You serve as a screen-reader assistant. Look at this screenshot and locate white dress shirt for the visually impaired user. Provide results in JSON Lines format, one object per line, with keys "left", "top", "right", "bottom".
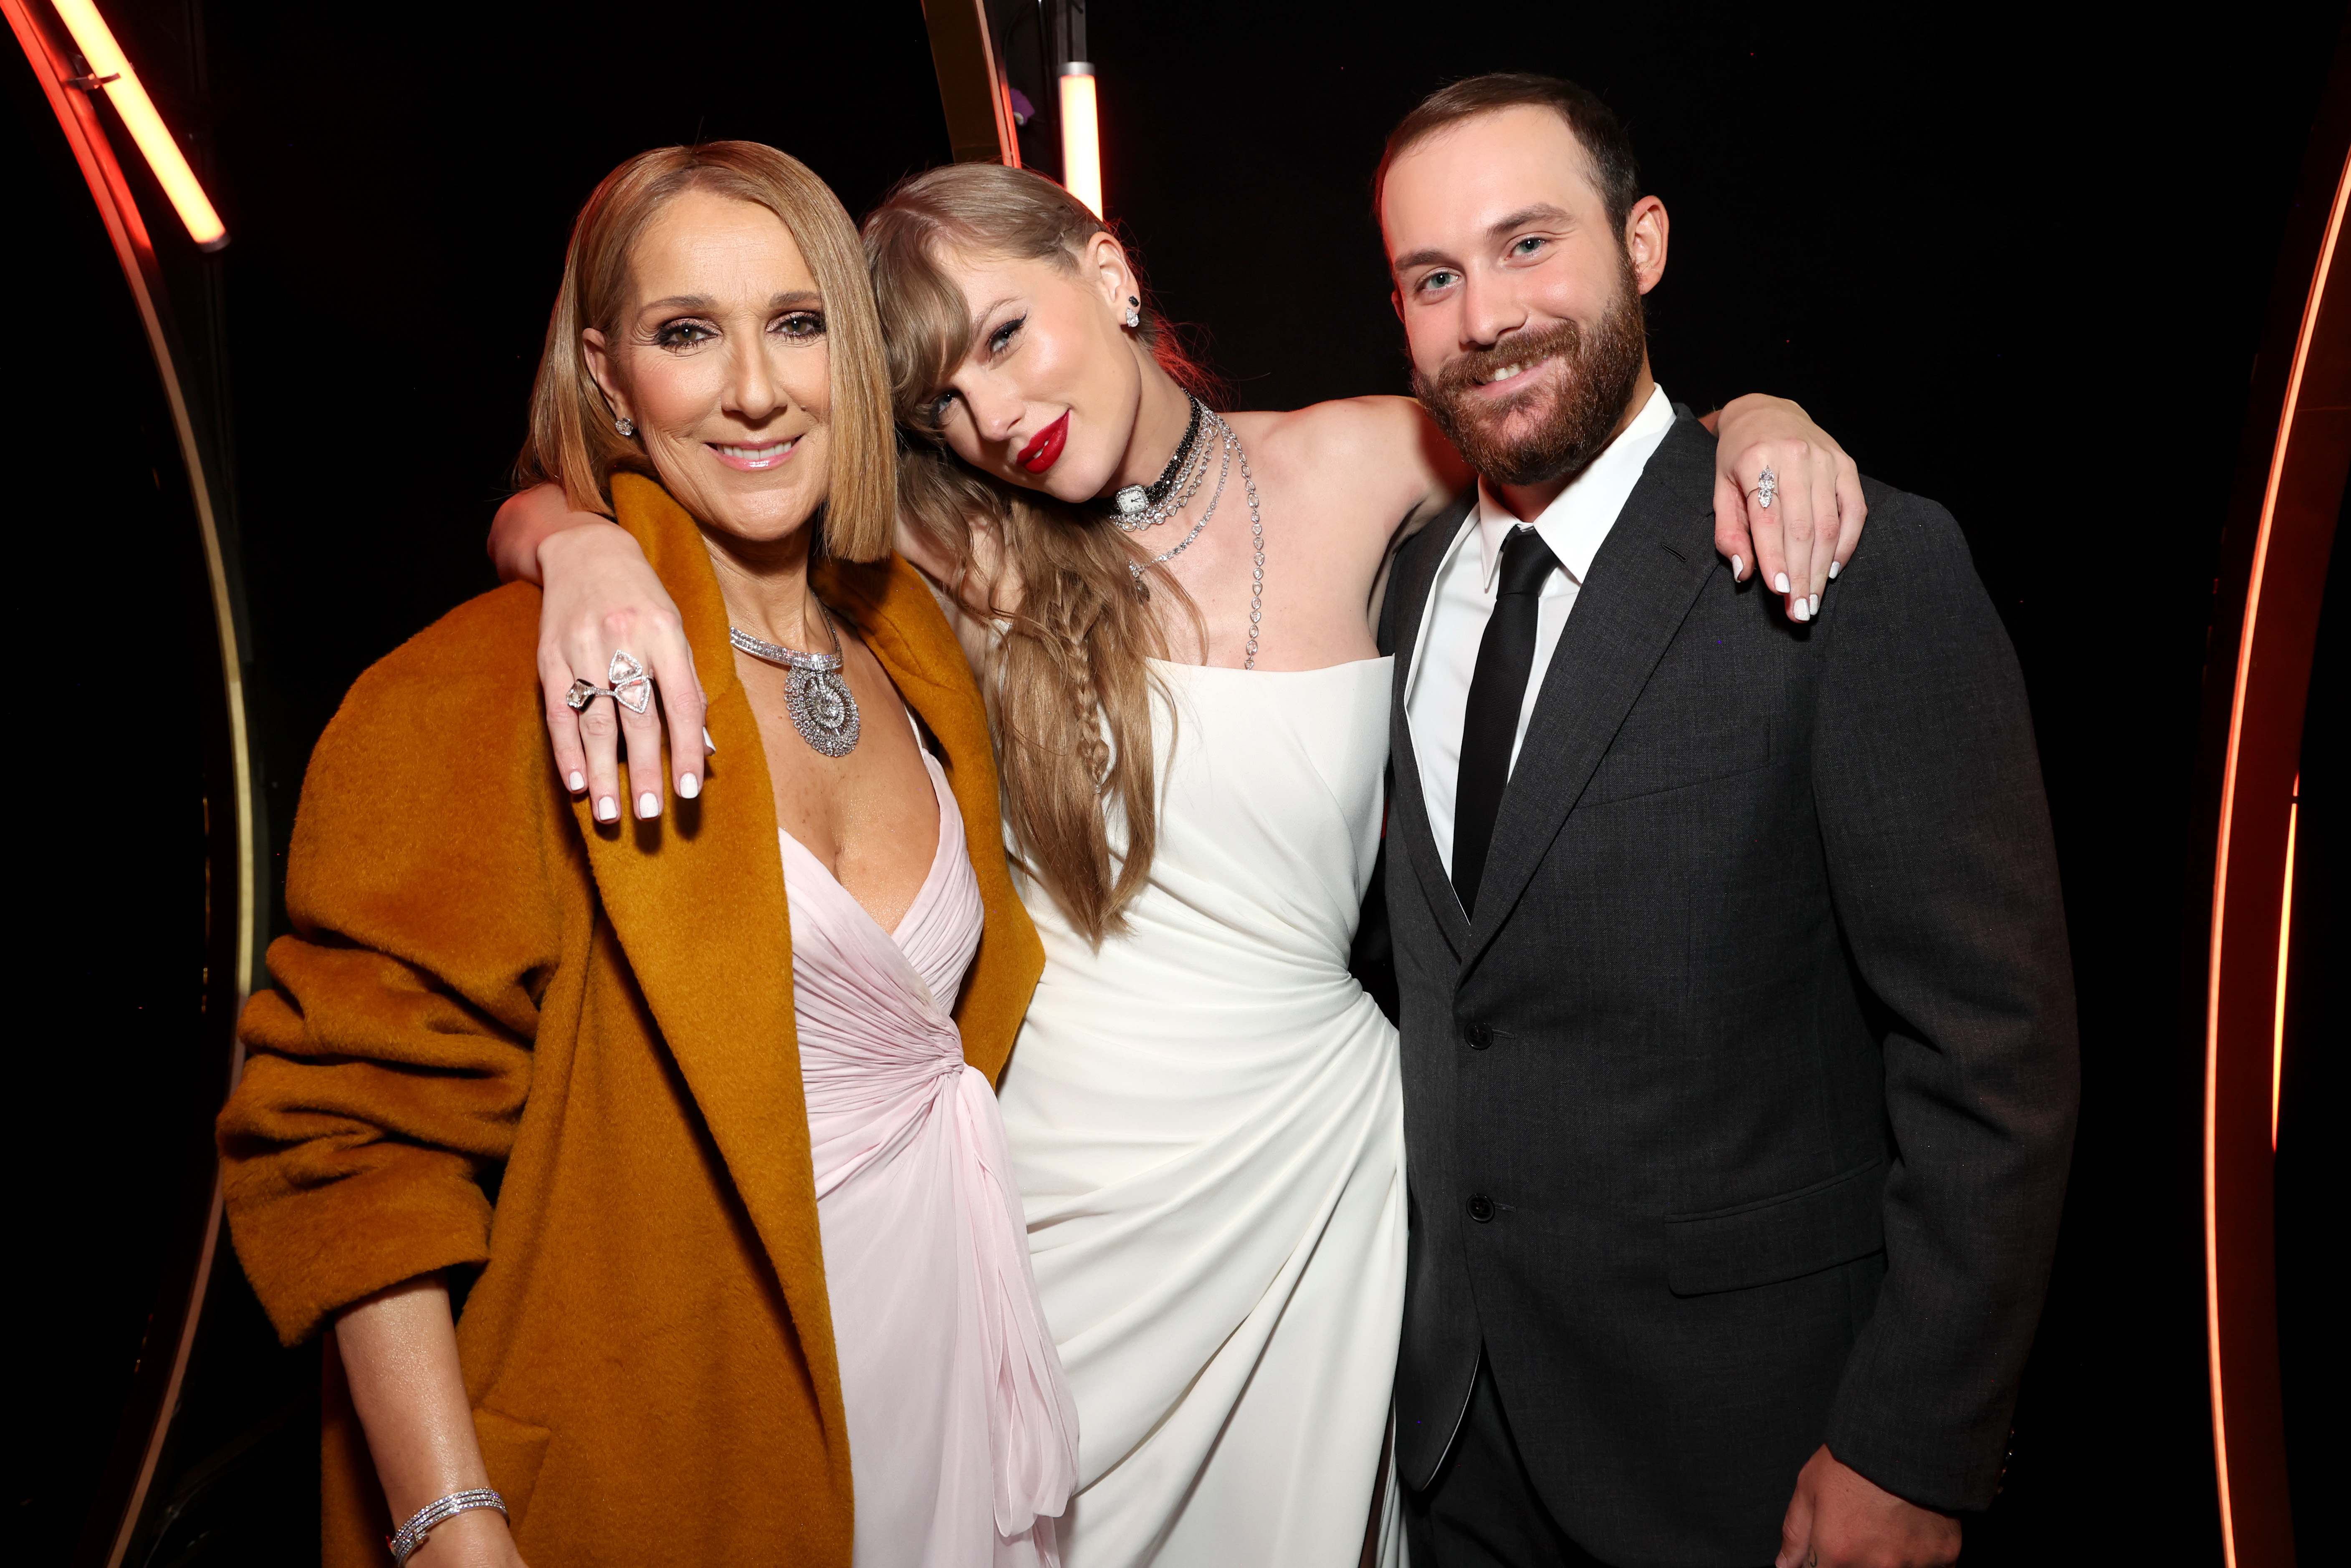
{"left": 1405, "top": 383, "right": 1677, "bottom": 877}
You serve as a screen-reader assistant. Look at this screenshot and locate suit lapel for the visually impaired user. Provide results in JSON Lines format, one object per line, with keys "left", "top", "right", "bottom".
{"left": 1460, "top": 418, "right": 1721, "bottom": 975}
{"left": 1388, "top": 492, "right": 1477, "bottom": 958}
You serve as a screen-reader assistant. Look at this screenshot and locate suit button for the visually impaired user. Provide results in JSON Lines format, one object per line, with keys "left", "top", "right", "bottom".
{"left": 1467, "top": 1193, "right": 1495, "bottom": 1223}
{"left": 1465, "top": 1023, "right": 1491, "bottom": 1050}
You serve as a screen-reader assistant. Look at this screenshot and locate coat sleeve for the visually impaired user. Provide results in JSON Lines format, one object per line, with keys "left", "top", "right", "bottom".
{"left": 218, "top": 589, "right": 577, "bottom": 1345}
{"left": 1809, "top": 492, "right": 2081, "bottom": 1511}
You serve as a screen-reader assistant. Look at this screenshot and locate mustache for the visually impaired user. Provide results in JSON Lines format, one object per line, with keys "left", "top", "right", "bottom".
{"left": 1430, "top": 320, "right": 1587, "bottom": 400}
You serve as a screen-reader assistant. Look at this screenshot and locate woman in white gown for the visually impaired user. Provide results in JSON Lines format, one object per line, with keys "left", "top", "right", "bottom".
{"left": 498, "top": 160, "right": 1859, "bottom": 1565}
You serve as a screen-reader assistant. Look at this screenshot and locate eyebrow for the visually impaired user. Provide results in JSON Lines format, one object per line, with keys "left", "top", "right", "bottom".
{"left": 642, "top": 290, "right": 823, "bottom": 312}
{"left": 1391, "top": 203, "right": 1578, "bottom": 276}
{"left": 967, "top": 295, "right": 1020, "bottom": 336}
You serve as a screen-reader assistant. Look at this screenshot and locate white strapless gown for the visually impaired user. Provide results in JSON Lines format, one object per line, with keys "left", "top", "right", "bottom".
{"left": 997, "top": 656, "right": 1407, "bottom": 1568}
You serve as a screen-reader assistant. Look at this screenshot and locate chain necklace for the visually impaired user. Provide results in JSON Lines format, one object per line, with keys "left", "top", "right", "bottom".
{"left": 1125, "top": 408, "right": 1268, "bottom": 670}
{"left": 1104, "top": 395, "right": 1208, "bottom": 531}
{"left": 729, "top": 604, "right": 861, "bottom": 757}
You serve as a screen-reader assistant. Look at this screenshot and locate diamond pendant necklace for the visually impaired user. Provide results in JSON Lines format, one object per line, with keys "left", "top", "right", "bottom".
{"left": 1125, "top": 408, "right": 1268, "bottom": 669}
{"left": 730, "top": 603, "right": 862, "bottom": 757}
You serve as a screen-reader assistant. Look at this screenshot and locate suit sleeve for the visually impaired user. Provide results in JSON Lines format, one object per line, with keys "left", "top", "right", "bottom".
{"left": 217, "top": 595, "right": 574, "bottom": 1345}
{"left": 1810, "top": 494, "right": 2080, "bottom": 1510}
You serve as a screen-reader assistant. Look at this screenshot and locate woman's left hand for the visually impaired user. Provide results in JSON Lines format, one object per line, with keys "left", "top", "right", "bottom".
{"left": 1706, "top": 395, "right": 1867, "bottom": 622}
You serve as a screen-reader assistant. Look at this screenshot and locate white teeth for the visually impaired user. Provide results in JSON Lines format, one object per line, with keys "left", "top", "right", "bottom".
{"left": 1486, "top": 362, "right": 1524, "bottom": 384}
{"left": 718, "top": 441, "right": 793, "bottom": 460}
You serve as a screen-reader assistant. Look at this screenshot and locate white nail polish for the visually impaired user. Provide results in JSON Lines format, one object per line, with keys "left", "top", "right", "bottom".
{"left": 1792, "top": 597, "right": 1810, "bottom": 622}
{"left": 597, "top": 797, "right": 619, "bottom": 822}
{"left": 568, "top": 771, "right": 584, "bottom": 793}
{"left": 703, "top": 726, "right": 717, "bottom": 755}
{"left": 1810, "top": 594, "right": 1821, "bottom": 616}
{"left": 1828, "top": 560, "right": 1841, "bottom": 580}
{"left": 637, "top": 792, "right": 659, "bottom": 818}
{"left": 1774, "top": 572, "right": 1791, "bottom": 594}
{"left": 1731, "top": 554, "right": 1745, "bottom": 579}
{"left": 680, "top": 774, "right": 700, "bottom": 799}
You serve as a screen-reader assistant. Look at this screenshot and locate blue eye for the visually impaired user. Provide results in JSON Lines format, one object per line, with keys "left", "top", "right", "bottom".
{"left": 988, "top": 316, "right": 1024, "bottom": 354}
{"left": 1512, "top": 237, "right": 1544, "bottom": 257}
{"left": 1421, "top": 270, "right": 1459, "bottom": 293}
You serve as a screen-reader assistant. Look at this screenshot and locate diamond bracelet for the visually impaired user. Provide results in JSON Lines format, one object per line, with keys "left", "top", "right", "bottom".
{"left": 387, "top": 1487, "right": 508, "bottom": 1566}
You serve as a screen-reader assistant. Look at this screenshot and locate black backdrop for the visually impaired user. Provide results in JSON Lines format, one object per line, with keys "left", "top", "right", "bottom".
{"left": 14, "top": 1, "right": 2342, "bottom": 1563}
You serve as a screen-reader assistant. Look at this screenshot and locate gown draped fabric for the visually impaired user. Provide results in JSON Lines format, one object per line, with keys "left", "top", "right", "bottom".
{"left": 998, "top": 657, "right": 1408, "bottom": 1567}
{"left": 784, "top": 727, "right": 1079, "bottom": 1568}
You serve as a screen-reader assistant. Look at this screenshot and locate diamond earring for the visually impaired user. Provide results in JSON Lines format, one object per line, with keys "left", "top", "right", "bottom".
{"left": 1123, "top": 295, "right": 1142, "bottom": 329}
{"left": 614, "top": 416, "right": 636, "bottom": 437}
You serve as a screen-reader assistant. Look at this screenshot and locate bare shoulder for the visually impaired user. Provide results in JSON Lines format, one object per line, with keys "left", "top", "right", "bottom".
{"left": 1240, "top": 394, "right": 1436, "bottom": 461}
{"left": 1230, "top": 395, "right": 1468, "bottom": 528}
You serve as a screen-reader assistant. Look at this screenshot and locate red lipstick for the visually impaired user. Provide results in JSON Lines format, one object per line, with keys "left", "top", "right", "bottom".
{"left": 1016, "top": 412, "right": 1069, "bottom": 474}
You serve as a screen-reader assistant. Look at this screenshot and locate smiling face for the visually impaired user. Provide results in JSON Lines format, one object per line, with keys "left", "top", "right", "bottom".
{"left": 1382, "top": 104, "right": 1666, "bottom": 492}
{"left": 582, "top": 189, "right": 832, "bottom": 545}
{"left": 919, "top": 233, "right": 1151, "bottom": 504}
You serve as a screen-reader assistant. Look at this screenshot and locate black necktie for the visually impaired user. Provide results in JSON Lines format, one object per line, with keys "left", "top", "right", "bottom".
{"left": 1453, "top": 526, "right": 1559, "bottom": 918}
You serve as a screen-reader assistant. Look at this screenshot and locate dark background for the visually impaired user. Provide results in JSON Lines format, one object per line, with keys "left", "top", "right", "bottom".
{"left": 13, "top": 1, "right": 2341, "bottom": 1563}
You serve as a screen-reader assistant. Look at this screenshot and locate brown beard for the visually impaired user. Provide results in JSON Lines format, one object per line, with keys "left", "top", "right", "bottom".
{"left": 1413, "top": 251, "right": 1648, "bottom": 489}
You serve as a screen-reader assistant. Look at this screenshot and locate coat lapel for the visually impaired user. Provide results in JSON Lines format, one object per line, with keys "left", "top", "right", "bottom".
{"left": 814, "top": 554, "right": 1043, "bottom": 1082}
{"left": 572, "top": 477, "right": 845, "bottom": 1432}
{"left": 1388, "top": 492, "right": 1477, "bottom": 959}
{"left": 1460, "top": 417, "right": 1721, "bottom": 976}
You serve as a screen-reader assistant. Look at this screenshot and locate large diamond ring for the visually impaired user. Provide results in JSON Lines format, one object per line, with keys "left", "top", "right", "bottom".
{"left": 1752, "top": 465, "right": 1777, "bottom": 509}
{"left": 561, "top": 652, "right": 655, "bottom": 715}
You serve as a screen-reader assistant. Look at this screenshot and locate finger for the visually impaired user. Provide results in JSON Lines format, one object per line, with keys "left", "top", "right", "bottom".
{"left": 1745, "top": 455, "right": 1792, "bottom": 608}
{"left": 1777, "top": 450, "right": 1818, "bottom": 622}
{"left": 1805, "top": 445, "right": 1841, "bottom": 610}
{"left": 1829, "top": 450, "right": 1868, "bottom": 579}
{"left": 619, "top": 675, "right": 667, "bottom": 819}
{"left": 649, "top": 624, "right": 709, "bottom": 800}
{"left": 1712, "top": 468, "right": 1754, "bottom": 581}
{"left": 579, "top": 697, "right": 624, "bottom": 824}
{"left": 538, "top": 648, "right": 590, "bottom": 796}
{"left": 1775, "top": 1484, "right": 1815, "bottom": 1568}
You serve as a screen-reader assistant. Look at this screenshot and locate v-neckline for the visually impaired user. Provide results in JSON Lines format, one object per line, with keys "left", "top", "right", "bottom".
{"left": 776, "top": 723, "right": 952, "bottom": 946}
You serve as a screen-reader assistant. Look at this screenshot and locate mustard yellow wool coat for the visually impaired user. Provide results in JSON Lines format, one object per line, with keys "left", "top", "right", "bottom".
{"left": 217, "top": 473, "right": 1044, "bottom": 1567}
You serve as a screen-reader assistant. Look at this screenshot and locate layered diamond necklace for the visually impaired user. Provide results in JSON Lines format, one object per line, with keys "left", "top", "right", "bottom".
{"left": 1105, "top": 395, "right": 1267, "bottom": 670}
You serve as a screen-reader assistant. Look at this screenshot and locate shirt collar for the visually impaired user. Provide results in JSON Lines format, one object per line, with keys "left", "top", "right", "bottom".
{"left": 1471, "top": 383, "right": 1676, "bottom": 592}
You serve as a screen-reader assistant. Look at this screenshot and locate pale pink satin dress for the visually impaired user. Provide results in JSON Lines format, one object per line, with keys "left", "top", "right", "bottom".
{"left": 782, "top": 725, "right": 1078, "bottom": 1568}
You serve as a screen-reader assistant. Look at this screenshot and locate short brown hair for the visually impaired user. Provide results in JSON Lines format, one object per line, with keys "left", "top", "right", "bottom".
{"left": 1377, "top": 73, "right": 1643, "bottom": 240}
{"left": 517, "top": 142, "right": 897, "bottom": 561}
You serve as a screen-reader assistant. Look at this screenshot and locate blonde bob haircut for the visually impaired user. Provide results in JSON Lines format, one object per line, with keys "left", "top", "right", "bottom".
{"left": 518, "top": 141, "right": 897, "bottom": 562}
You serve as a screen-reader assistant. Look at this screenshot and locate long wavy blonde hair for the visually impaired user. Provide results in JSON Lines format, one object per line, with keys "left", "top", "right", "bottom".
{"left": 864, "top": 164, "right": 1216, "bottom": 940}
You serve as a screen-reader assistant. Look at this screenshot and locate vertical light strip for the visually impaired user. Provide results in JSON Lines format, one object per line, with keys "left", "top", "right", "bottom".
{"left": 2271, "top": 782, "right": 2297, "bottom": 1152}
{"left": 1060, "top": 64, "right": 1102, "bottom": 217}
{"left": 2205, "top": 141, "right": 2351, "bottom": 1568}
{"left": 50, "top": 0, "right": 226, "bottom": 249}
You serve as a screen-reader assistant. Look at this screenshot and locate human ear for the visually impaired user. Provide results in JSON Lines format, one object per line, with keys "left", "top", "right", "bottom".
{"left": 1625, "top": 196, "right": 1669, "bottom": 295}
{"left": 1081, "top": 230, "right": 1133, "bottom": 309}
{"left": 580, "top": 327, "right": 637, "bottom": 430}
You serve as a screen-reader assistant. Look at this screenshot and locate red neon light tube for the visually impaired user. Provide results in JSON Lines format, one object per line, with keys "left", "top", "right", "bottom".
{"left": 51, "top": 0, "right": 226, "bottom": 250}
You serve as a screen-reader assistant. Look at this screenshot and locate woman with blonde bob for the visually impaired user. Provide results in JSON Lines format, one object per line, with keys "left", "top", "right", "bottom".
{"left": 219, "top": 141, "right": 1075, "bottom": 1568}
{"left": 498, "top": 151, "right": 1864, "bottom": 1566}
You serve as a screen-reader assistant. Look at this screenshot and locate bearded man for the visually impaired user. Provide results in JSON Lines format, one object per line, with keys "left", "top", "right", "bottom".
{"left": 1373, "top": 75, "right": 2080, "bottom": 1568}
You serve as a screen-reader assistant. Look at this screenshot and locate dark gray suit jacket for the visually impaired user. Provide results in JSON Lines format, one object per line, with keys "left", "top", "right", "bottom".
{"left": 1381, "top": 414, "right": 2078, "bottom": 1566}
